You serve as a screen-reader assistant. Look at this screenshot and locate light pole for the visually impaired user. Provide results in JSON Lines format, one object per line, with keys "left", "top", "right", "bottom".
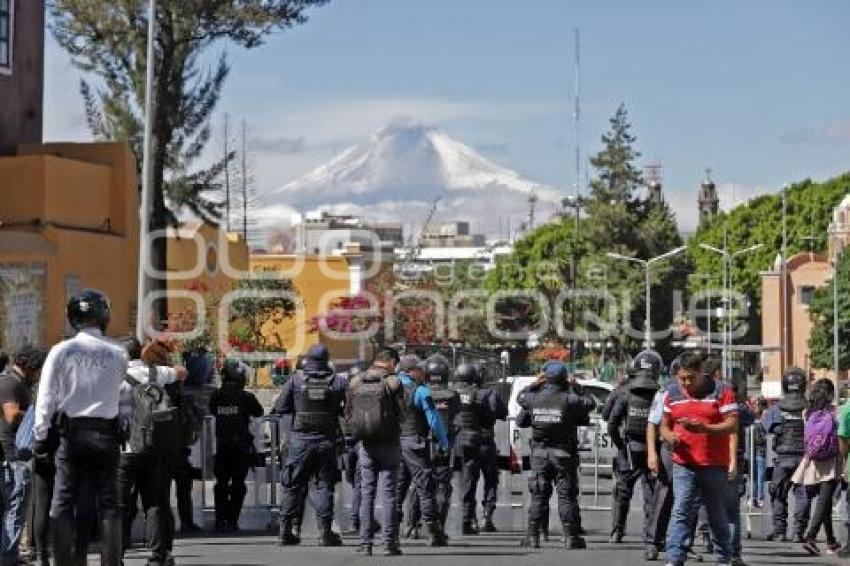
{"left": 607, "top": 246, "right": 687, "bottom": 349}
{"left": 136, "top": 0, "right": 157, "bottom": 340}
{"left": 563, "top": 195, "right": 586, "bottom": 367}
{"left": 689, "top": 273, "right": 714, "bottom": 349}
{"left": 834, "top": 245, "right": 844, "bottom": 376}
{"left": 699, "top": 242, "right": 763, "bottom": 379}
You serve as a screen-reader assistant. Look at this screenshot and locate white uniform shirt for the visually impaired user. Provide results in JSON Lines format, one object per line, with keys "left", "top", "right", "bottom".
{"left": 34, "top": 328, "right": 129, "bottom": 441}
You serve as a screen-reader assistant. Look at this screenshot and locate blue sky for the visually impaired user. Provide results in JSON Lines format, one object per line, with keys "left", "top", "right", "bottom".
{"left": 44, "top": 0, "right": 850, "bottom": 231}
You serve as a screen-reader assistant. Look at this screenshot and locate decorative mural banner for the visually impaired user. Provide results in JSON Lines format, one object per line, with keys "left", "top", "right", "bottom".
{"left": 0, "top": 263, "right": 47, "bottom": 350}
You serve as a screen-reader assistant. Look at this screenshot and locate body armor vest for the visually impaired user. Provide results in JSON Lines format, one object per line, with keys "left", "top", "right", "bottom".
{"left": 776, "top": 396, "right": 806, "bottom": 455}
{"left": 527, "top": 388, "right": 577, "bottom": 449}
{"left": 400, "top": 381, "right": 429, "bottom": 438}
{"left": 455, "top": 384, "right": 483, "bottom": 433}
{"left": 430, "top": 384, "right": 458, "bottom": 440}
{"left": 624, "top": 388, "right": 654, "bottom": 440}
{"left": 294, "top": 375, "right": 336, "bottom": 435}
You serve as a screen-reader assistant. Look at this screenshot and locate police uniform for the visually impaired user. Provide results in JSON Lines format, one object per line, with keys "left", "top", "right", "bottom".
{"left": 209, "top": 362, "right": 264, "bottom": 532}
{"left": 764, "top": 369, "right": 813, "bottom": 541}
{"left": 395, "top": 355, "right": 450, "bottom": 546}
{"left": 34, "top": 291, "right": 126, "bottom": 566}
{"left": 423, "top": 364, "right": 460, "bottom": 532}
{"left": 345, "top": 362, "right": 406, "bottom": 556}
{"left": 276, "top": 345, "right": 346, "bottom": 546}
{"left": 607, "top": 370, "right": 658, "bottom": 544}
{"left": 453, "top": 363, "right": 508, "bottom": 534}
{"left": 517, "top": 361, "right": 592, "bottom": 549}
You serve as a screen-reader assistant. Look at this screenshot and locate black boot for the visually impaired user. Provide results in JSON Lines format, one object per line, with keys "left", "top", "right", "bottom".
{"left": 51, "top": 516, "right": 83, "bottom": 566}
{"left": 427, "top": 522, "right": 448, "bottom": 547}
{"left": 481, "top": 510, "right": 497, "bottom": 533}
{"left": 462, "top": 522, "right": 478, "bottom": 536}
{"left": 566, "top": 535, "right": 587, "bottom": 549}
{"left": 278, "top": 520, "right": 300, "bottom": 546}
{"left": 520, "top": 523, "right": 540, "bottom": 549}
{"left": 100, "top": 514, "right": 123, "bottom": 566}
{"left": 318, "top": 521, "right": 342, "bottom": 547}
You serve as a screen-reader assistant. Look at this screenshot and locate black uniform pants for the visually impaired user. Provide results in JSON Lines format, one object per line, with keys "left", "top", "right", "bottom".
{"left": 770, "top": 454, "right": 813, "bottom": 537}
{"left": 51, "top": 418, "right": 122, "bottom": 566}
{"left": 611, "top": 446, "right": 655, "bottom": 542}
{"left": 526, "top": 446, "right": 580, "bottom": 536}
{"left": 171, "top": 448, "right": 195, "bottom": 529}
{"left": 647, "top": 443, "right": 674, "bottom": 549}
{"left": 409, "top": 462, "right": 452, "bottom": 529}
{"left": 117, "top": 452, "right": 172, "bottom": 564}
{"left": 31, "top": 458, "right": 54, "bottom": 563}
{"left": 396, "top": 437, "right": 438, "bottom": 527}
{"left": 213, "top": 446, "right": 252, "bottom": 526}
{"left": 280, "top": 435, "right": 337, "bottom": 526}
{"left": 459, "top": 440, "right": 497, "bottom": 523}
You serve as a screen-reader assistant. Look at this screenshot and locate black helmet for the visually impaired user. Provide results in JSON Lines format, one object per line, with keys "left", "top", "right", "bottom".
{"left": 631, "top": 349, "right": 663, "bottom": 379}
{"left": 222, "top": 359, "right": 248, "bottom": 387}
{"left": 455, "top": 363, "right": 480, "bottom": 385}
{"left": 425, "top": 354, "right": 451, "bottom": 384}
{"left": 781, "top": 367, "right": 807, "bottom": 396}
{"left": 67, "top": 289, "right": 111, "bottom": 332}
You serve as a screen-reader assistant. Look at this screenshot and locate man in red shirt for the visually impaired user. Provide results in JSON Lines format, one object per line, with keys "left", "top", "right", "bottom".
{"left": 660, "top": 351, "right": 739, "bottom": 566}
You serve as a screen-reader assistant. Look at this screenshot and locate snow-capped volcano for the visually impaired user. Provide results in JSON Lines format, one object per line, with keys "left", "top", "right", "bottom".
{"left": 260, "top": 119, "right": 562, "bottom": 236}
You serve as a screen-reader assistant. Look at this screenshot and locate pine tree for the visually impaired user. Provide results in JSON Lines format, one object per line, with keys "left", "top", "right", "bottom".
{"left": 50, "top": 0, "right": 328, "bottom": 323}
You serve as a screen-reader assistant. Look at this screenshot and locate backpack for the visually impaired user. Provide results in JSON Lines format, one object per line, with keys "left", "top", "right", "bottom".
{"left": 125, "top": 366, "right": 180, "bottom": 455}
{"left": 167, "top": 385, "right": 202, "bottom": 448}
{"left": 348, "top": 376, "right": 397, "bottom": 442}
{"left": 804, "top": 409, "right": 838, "bottom": 461}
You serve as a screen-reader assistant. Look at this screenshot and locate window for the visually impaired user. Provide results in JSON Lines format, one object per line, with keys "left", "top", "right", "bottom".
{"left": 0, "top": 0, "right": 11, "bottom": 73}
{"left": 799, "top": 285, "right": 816, "bottom": 306}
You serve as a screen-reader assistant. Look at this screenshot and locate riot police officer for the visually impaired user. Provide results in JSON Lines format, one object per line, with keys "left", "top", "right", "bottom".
{"left": 422, "top": 355, "right": 460, "bottom": 533}
{"left": 453, "top": 362, "right": 508, "bottom": 534}
{"left": 763, "top": 367, "right": 813, "bottom": 542}
{"left": 517, "top": 360, "right": 592, "bottom": 549}
{"left": 209, "top": 359, "right": 264, "bottom": 532}
{"left": 395, "top": 355, "right": 450, "bottom": 546}
{"left": 276, "top": 344, "right": 346, "bottom": 546}
{"left": 606, "top": 350, "right": 661, "bottom": 544}
{"left": 34, "top": 290, "right": 126, "bottom": 566}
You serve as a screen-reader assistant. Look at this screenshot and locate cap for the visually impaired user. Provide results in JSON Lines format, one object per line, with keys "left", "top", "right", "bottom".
{"left": 305, "top": 344, "right": 329, "bottom": 363}
{"left": 398, "top": 354, "right": 426, "bottom": 372}
{"left": 542, "top": 360, "right": 568, "bottom": 382}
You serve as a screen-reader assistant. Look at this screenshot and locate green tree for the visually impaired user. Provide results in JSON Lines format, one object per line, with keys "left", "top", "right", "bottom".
{"left": 50, "top": 0, "right": 328, "bottom": 320}
{"left": 807, "top": 250, "right": 850, "bottom": 371}
{"left": 688, "top": 174, "right": 850, "bottom": 344}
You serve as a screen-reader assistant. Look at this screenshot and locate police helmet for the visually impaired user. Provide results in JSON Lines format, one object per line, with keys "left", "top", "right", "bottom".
{"left": 454, "top": 363, "right": 481, "bottom": 385}
{"left": 67, "top": 289, "right": 111, "bottom": 332}
{"left": 424, "top": 354, "right": 451, "bottom": 383}
{"left": 630, "top": 349, "right": 663, "bottom": 379}
{"left": 781, "top": 367, "right": 807, "bottom": 396}
{"left": 542, "top": 360, "right": 568, "bottom": 385}
{"left": 222, "top": 359, "right": 248, "bottom": 387}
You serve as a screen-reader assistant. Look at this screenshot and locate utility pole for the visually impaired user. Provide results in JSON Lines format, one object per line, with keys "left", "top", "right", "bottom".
{"left": 223, "top": 114, "right": 231, "bottom": 233}
{"left": 782, "top": 185, "right": 789, "bottom": 372}
{"left": 136, "top": 0, "right": 157, "bottom": 340}
{"left": 241, "top": 119, "right": 248, "bottom": 242}
{"left": 835, "top": 245, "right": 843, "bottom": 376}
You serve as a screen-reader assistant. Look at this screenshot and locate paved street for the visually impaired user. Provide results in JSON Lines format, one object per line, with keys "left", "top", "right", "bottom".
{"left": 121, "top": 524, "right": 834, "bottom": 566}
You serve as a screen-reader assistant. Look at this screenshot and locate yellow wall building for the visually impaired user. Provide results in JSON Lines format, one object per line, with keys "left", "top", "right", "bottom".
{"left": 249, "top": 249, "right": 387, "bottom": 386}
{"left": 0, "top": 142, "right": 140, "bottom": 348}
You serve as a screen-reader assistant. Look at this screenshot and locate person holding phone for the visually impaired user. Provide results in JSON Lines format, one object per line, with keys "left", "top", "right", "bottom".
{"left": 660, "top": 352, "right": 740, "bottom": 566}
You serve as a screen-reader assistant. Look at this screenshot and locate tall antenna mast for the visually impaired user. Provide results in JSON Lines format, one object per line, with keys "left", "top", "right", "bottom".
{"left": 574, "top": 27, "right": 581, "bottom": 227}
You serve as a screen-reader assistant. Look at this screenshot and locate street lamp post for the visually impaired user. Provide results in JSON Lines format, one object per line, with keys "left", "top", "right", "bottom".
{"left": 136, "top": 0, "right": 157, "bottom": 340}
{"left": 607, "top": 246, "right": 687, "bottom": 349}
{"left": 834, "top": 245, "right": 844, "bottom": 376}
{"left": 563, "top": 195, "right": 586, "bottom": 367}
{"left": 699, "top": 242, "right": 763, "bottom": 379}
{"left": 689, "top": 273, "right": 713, "bottom": 349}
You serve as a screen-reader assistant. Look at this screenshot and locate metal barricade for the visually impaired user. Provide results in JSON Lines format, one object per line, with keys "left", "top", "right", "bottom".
{"left": 198, "top": 414, "right": 284, "bottom": 530}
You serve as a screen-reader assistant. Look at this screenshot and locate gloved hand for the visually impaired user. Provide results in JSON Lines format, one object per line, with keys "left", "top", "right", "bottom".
{"left": 437, "top": 445, "right": 450, "bottom": 466}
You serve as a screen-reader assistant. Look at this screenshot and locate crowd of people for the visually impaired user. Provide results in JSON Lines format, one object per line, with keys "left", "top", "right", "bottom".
{"left": 0, "top": 289, "right": 848, "bottom": 566}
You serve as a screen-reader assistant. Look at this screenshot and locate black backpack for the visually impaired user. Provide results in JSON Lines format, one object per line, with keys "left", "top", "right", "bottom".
{"left": 167, "top": 384, "right": 202, "bottom": 448}
{"left": 348, "top": 375, "right": 398, "bottom": 442}
{"left": 124, "top": 366, "right": 180, "bottom": 455}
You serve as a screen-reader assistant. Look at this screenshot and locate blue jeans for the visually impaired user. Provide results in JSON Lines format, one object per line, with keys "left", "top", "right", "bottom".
{"left": 2, "top": 460, "right": 32, "bottom": 565}
{"left": 666, "top": 463, "right": 732, "bottom": 565}
{"left": 754, "top": 455, "right": 766, "bottom": 502}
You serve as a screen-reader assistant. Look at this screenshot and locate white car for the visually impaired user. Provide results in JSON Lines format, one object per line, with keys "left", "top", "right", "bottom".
{"left": 493, "top": 375, "right": 615, "bottom": 474}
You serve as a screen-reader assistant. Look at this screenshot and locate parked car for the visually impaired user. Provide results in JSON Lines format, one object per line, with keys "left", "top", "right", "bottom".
{"left": 493, "top": 375, "right": 615, "bottom": 474}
